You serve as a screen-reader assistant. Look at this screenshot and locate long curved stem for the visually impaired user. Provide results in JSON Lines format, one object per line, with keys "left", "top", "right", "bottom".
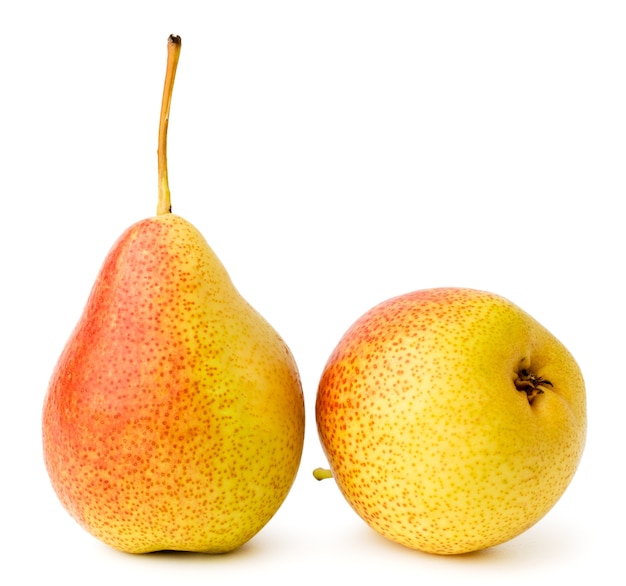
{"left": 157, "top": 35, "right": 182, "bottom": 215}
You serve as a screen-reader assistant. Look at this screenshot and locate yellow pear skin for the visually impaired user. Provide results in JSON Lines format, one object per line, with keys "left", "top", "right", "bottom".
{"left": 42, "top": 36, "right": 305, "bottom": 554}
{"left": 316, "top": 287, "right": 586, "bottom": 555}
{"left": 43, "top": 215, "right": 304, "bottom": 553}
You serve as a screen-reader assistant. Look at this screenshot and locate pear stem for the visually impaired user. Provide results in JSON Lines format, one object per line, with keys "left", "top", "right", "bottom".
{"left": 313, "top": 468, "right": 334, "bottom": 481}
{"left": 157, "top": 35, "right": 182, "bottom": 216}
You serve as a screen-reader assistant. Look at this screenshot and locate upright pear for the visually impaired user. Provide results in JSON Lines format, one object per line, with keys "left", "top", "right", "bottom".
{"left": 42, "top": 35, "right": 305, "bottom": 554}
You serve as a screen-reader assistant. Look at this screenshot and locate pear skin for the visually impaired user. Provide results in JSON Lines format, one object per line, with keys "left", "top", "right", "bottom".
{"left": 315, "top": 287, "right": 585, "bottom": 555}
{"left": 43, "top": 215, "right": 304, "bottom": 553}
{"left": 42, "top": 36, "right": 304, "bottom": 554}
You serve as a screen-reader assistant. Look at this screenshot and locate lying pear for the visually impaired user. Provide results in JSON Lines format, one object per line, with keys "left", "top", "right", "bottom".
{"left": 42, "top": 35, "right": 305, "bottom": 554}
{"left": 315, "top": 287, "right": 586, "bottom": 555}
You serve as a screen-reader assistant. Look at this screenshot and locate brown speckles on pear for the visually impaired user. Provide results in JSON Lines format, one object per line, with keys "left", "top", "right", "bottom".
{"left": 316, "top": 287, "right": 585, "bottom": 555}
{"left": 43, "top": 214, "right": 305, "bottom": 553}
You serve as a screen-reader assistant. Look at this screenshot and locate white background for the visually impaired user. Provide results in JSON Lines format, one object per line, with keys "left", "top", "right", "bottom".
{"left": 2, "top": 1, "right": 624, "bottom": 584}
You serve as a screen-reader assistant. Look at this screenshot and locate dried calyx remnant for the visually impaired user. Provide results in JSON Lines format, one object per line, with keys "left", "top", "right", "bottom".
{"left": 515, "top": 368, "right": 553, "bottom": 404}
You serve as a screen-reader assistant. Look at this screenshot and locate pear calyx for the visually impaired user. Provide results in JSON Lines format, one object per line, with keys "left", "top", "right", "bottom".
{"left": 514, "top": 368, "right": 553, "bottom": 404}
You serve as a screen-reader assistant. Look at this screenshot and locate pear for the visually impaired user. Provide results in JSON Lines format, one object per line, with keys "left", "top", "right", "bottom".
{"left": 315, "top": 287, "right": 586, "bottom": 555}
{"left": 42, "top": 35, "right": 305, "bottom": 554}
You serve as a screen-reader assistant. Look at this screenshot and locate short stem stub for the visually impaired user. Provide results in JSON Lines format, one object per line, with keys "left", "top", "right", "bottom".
{"left": 313, "top": 468, "right": 333, "bottom": 481}
{"left": 157, "top": 34, "right": 182, "bottom": 216}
